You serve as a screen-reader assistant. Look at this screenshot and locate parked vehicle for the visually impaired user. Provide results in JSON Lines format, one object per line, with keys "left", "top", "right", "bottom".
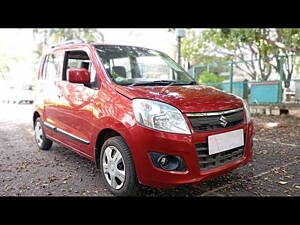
{"left": 14, "top": 84, "right": 35, "bottom": 104}
{"left": 33, "top": 41, "right": 253, "bottom": 196}
{"left": 0, "top": 83, "right": 34, "bottom": 104}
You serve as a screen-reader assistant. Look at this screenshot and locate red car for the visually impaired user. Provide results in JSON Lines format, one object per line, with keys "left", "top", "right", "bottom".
{"left": 33, "top": 41, "right": 253, "bottom": 196}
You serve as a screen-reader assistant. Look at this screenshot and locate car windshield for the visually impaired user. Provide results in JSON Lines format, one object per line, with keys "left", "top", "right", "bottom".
{"left": 95, "top": 45, "right": 197, "bottom": 86}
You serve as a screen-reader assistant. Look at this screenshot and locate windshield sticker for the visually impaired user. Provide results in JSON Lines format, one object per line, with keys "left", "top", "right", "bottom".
{"left": 115, "top": 77, "right": 127, "bottom": 82}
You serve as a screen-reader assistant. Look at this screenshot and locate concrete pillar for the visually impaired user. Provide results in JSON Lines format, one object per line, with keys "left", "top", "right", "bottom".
{"left": 271, "top": 108, "right": 280, "bottom": 115}
{"left": 266, "top": 108, "right": 271, "bottom": 115}
{"left": 257, "top": 108, "right": 266, "bottom": 114}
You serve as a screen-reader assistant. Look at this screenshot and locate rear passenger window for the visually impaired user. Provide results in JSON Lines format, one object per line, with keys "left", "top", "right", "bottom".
{"left": 43, "top": 52, "right": 64, "bottom": 80}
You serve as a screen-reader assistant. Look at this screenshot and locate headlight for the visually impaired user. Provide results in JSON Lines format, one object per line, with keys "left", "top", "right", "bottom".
{"left": 242, "top": 99, "right": 251, "bottom": 123}
{"left": 132, "top": 99, "right": 191, "bottom": 135}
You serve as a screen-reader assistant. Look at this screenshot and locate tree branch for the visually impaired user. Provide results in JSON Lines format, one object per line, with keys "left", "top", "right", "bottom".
{"left": 261, "top": 36, "right": 300, "bottom": 54}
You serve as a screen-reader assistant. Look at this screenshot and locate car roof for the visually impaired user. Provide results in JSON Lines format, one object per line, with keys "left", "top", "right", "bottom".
{"left": 48, "top": 42, "right": 157, "bottom": 53}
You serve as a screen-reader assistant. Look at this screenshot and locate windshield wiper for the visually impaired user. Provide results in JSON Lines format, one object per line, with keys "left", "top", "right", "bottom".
{"left": 129, "top": 80, "right": 197, "bottom": 86}
{"left": 130, "top": 80, "right": 178, "bottom": 86}
{"left": 168, "top": 80, "right": 198, "bottom": 86}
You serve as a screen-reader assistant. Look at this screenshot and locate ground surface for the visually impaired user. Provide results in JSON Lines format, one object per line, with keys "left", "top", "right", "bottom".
{"left": 0, "top": 103, "right": 299, "bottom": 197}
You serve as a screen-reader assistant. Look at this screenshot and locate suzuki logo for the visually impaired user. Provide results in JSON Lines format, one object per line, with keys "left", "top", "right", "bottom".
{"left": 219, "top": 115, "right": 228, "bottom": 127}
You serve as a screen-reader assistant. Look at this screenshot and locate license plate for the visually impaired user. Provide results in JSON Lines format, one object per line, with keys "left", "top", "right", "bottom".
{"left": 208, "top": 129, "right": 244, "bottom": 155}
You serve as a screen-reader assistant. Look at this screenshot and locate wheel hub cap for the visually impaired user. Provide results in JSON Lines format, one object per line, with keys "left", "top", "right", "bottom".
{"left": 102, "top": 146, "right": 125, "bottom": 190}
{"left": 35, "top": 121, "right": 43, "bottom": 146}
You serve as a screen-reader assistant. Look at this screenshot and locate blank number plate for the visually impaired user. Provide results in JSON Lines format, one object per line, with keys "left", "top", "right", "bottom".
{"left": 208, "top": 129, "right": 244, "bottom": 155}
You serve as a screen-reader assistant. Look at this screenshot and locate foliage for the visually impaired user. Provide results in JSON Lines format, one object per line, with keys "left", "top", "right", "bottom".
{"left": 181, "top": 30, "right": 232, "bottom": 66}
{"left": 198, "top": 70, "right": 225, "bottom": 84}
{"left": 200, "top": 28, "right": 276, "bottom": 81}
{"left": 260, "top": 29, "right": 300, "bottom": 54}
{"left": 182, "top": 28, "right": 300, "bottom": 87}
{"left": 0, "top": 59, "right": 10, "bottom": 74}
{"left": 0, "top": 46, "right": 22, "bottom": 80}
{"left": 47, "top": 28, "right": 104, "bottom": 44}
{"left": 32, "top": 28, "right": 104, "bottom": 60}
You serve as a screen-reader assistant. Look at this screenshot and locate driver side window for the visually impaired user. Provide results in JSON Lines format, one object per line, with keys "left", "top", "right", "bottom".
{"left": 63, "top": 50, "right": 99, "bottom": 89}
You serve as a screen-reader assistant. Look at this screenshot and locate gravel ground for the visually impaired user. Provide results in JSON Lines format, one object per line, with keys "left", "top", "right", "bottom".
{"left": 0, "top": 103, "right": 299, "bottom": 197}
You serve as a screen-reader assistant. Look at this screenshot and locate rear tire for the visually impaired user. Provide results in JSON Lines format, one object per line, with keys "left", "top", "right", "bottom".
{"left": 34, "top": 117, "right": 53, "bottom": 150}
{"left": 99, "top": 136, "right": 139, "bottom": 196}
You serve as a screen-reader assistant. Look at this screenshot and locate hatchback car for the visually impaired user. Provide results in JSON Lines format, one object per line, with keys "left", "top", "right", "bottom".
{"left": 33, "top": 41, "right": 253, "bottom": 196}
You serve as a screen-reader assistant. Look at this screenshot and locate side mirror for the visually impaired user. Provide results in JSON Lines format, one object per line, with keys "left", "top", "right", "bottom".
{"left": 68, "top": 68, "right": 90, "bottom": 84}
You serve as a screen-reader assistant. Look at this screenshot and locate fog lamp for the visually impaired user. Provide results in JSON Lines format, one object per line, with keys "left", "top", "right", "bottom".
{"left": 149, "top": 152, "right": 187, "bottom": 172}
{"left": 158, "top": 155, "right": 179, "bottom": 171}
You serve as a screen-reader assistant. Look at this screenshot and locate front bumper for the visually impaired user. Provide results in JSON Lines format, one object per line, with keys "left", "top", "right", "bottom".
{"left": 128, "top": 120, "right": 254, "bottom": 188}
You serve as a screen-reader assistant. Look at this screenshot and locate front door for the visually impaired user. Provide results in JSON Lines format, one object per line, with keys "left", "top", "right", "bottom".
{"left": 53, "top": 50, "right": 100, "bottom": 157}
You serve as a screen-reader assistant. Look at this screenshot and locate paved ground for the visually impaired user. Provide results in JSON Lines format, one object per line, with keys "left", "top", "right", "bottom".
{"left": 0, "top": 103, "right": 299, "bottom": 197}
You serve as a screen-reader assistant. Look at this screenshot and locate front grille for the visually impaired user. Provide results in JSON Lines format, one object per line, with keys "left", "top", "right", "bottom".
{"left": 195, "top": 142, "right": 245, "bottom": 171}
{"left": 187, "top": 108, "right": 244, "bottom": 132}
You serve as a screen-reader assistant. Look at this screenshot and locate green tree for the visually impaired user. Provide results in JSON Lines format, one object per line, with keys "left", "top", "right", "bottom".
{"left": 183, "top": 28, "right": 300, "bottom": 87}
{"left": 32, "top": 28, "right": 104, "bottom": 60}
{"left": 260, "top": 29, "right": 300, "bottom": 55}
{"left": 181, "top": 29, "right": 232, "bottom": 66}
{"left": 0, "top": 60, "right": 10, "bottom": 80}
{"left": 0, "top": 50, "right": 21, "bottom": 81}
{"left": 201, "top": 28, "right": 275, "bottom": 81}
{"left": 199, "top": 70, "right": 226, "bottom": 84}
{"left": 262, "top": 29, "right": 299, "bottom": 87}
{"left": 198, "top": 70, "right": 226, "bottom": 89}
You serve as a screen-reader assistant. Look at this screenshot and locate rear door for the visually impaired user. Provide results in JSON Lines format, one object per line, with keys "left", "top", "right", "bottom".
{"left": 41, "top": 51, "right": 66, "bottom": 138}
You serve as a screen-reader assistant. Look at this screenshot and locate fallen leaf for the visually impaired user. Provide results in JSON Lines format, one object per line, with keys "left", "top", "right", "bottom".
{"left": 295, "top": 185, "right": 300, "bottom": 189}
{"left": 278, "top": 181, "right": 288, "bottom": 185}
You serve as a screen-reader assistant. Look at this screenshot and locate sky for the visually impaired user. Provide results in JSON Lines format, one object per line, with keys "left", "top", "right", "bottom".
{"left": 100, "top": 28, "right": 178, "bottom": 56}
{"left": 0, "top": 28, "right": 181, "bottom": 83}
{"left": 0, "top": 28, "right": 178, "bottom": 56}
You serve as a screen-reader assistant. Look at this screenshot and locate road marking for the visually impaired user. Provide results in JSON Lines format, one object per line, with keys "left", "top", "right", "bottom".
{"left": 253, "top": 138, "right": 298, "bottom": 147}
{"left": 200, "top": 159, "right": 300, "bottom": 196}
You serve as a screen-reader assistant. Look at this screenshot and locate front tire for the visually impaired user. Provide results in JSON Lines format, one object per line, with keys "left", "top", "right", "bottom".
{"left": 99, "top": 136, "right": 139, "bottom": 196}
{"left": 34, "top": 117, "right": 53, "bottom": 150}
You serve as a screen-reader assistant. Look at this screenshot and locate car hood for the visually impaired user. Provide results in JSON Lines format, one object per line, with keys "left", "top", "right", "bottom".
{"left": 115, "top": 85, "right": 243, "bottom": 113}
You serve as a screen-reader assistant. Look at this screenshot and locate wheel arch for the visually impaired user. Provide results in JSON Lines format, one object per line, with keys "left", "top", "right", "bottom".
{"left": 94, "top": 128, "right": 123, "bottom": 169}
{"left": 33, "top": 111, "right": 40, "bottom": 128}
